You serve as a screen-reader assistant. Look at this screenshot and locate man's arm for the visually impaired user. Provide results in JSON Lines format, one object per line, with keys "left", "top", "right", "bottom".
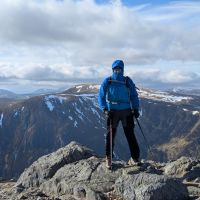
{"left": 98, "top": 78, "right": 109, "bottom": 111}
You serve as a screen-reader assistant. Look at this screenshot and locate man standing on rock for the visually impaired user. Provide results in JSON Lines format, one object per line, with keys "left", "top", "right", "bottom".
{"left": 98, "top": 60, "right": 140, "bottom": 169}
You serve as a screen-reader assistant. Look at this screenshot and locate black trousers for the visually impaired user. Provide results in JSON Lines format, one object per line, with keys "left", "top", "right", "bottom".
{"left": 106, "top": 109, "right": 140, "bottom": 160}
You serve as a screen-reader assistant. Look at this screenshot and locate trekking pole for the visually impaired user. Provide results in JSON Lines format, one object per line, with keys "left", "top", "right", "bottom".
{"left": 135, "top": 118, "right": 154, "bottom": 159}
{"left": 109, "top": 114, "right": 113, "bottom": 170}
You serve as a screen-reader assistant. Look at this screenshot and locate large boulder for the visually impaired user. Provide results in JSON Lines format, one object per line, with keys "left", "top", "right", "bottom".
{"left": 40, "top": 156, "right": 122, "bottom": 197}
{"left": 16, "top": 141, "right": 97, "bottom": 188}
{"left": 164, "top": 156, "right": 200, "bottom": 181}
{"left": 115, "top": 172, "right": 188, "bottom": 200}
{"left": 40, "top": 156, "right": 189, "bottom": 200}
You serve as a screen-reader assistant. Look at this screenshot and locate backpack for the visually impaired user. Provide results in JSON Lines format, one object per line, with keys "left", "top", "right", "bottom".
{"left": 106, "top": 76, "right": 131, "bottom": 104}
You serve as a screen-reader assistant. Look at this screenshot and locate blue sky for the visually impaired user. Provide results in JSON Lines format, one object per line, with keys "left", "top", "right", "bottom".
{"left": 0, "top": 0, "right": 200, "bottom": 93}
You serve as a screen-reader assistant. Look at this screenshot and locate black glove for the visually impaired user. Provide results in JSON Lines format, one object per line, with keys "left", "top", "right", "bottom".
{"left": 132, "top": 109, "right": 140, "bottom": 118}
{"left": 103, "top": 109, "right": 113, "bottom": 118}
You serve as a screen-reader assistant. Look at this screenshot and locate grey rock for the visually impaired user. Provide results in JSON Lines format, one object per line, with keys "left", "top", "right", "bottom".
{"left": 59, "top": 196, "right": 76, "bottom": 200}
{"left": 187, "top": 186, "right": 200, "bottom": 199}
{"left": 40, "top": 156, "right": 122, "bottom": 197}
{"left": 0, "top": 181, "right": 16, "bottom": 200}
{"left": 194, "top": 177, "right": 200, "bottom": 183}
{"left": 73, "top": 185, "right": 86, "bottom": 198}
{"left": 73, "top": 185, "right": 106, "bottom": 200}
{"left": 86, "top": 188, "right": 106, "bottom": 200}
{"left": 14, "top": 184, "right": 25, "bottom": 193}
{"left": 13, "top": 187, "right": 49, "bottom": 200}
{"left": 9, "top": 143, "right": 200, "bottom": 200}
{"left": 16, "top": 141, "right": 97, "bottom": 188}
{"left": 164, "top": 156, "right": 200, "bottom": 181}
{"left": 115, "top": 172, "right": 189, "bottom": 200}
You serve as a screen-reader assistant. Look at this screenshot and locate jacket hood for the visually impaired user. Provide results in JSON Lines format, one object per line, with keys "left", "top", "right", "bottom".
{"left": 111, "top": 60, "right": 124, "bottom": 80}
{"left": 112, "top": 60, "right": 124, "bottom": 72}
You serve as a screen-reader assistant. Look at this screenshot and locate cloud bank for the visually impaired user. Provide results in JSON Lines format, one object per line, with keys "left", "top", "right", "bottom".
{"left": 0, "top": 0, "right": 200, "bottom": 91}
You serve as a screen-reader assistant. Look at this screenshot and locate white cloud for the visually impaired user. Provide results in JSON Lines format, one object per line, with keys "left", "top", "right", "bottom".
{"left": 158, "top": 70, "right": 196, "bottom": 83}
{"left": 0, "top": 0, "right": 200, "bottom": 91}
{"left": 128, "top": 68, "right": 198, "bottom": 84}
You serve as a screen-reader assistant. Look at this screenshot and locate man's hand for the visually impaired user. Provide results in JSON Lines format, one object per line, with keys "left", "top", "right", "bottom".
{"left": 103, "top": 109, "right": 113, "bottom": 118}
{"left": 132, "top": 109, "right": 140, "bottom": 118}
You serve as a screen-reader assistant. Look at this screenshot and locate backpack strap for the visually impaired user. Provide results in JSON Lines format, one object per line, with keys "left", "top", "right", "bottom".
{"left": 107, "top": 76, "right": 112, "bottom": 85}
{"left": 125, "top": 76, "right": 130, "bottom": 88}
{"left": 125, "top": 76, "right": 131, "bottom": 106}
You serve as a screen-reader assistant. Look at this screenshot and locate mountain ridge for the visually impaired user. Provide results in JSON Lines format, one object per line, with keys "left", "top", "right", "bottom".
{"left": 0, "top": 84, "right": 200, "bottom": 179}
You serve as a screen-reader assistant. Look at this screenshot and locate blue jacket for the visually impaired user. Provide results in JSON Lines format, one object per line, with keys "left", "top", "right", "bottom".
{"left": 98, "top": 60, "right": 139, "bottom": 110}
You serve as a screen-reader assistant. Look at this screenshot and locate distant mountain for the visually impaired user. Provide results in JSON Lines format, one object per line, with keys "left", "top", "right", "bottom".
{"left": 0, "top": 84, "right": 200, "bottom": 179}
{"left": 31, "top": 88, "right": 61, "bottom": 95}
{"left": 0, "top": 89, "right": 19, "bottom": 99}
{"left": 0, "top": 89, "right": 27, "bottom": 108}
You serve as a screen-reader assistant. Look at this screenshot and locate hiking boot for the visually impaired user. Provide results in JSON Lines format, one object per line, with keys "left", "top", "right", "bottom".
{"left": 105, "top": 156, "right": 112, "bottom": 169}
{"left": 128, "top": 158, "right": 141, "bottom": 166}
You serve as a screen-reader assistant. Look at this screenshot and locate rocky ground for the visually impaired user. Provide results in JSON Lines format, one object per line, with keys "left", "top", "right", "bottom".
{"left": 0, "top": 141, "right": 200, "bottom": 200}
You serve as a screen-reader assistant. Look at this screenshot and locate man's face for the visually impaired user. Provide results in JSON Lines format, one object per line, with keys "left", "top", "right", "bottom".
{"left": 113, "top": 67, "right": 122, "bottom": 73}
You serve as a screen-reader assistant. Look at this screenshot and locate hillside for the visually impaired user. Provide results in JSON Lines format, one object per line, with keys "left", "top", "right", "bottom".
{"left": 0, "top": 84, "right": 200, "bottom": 179}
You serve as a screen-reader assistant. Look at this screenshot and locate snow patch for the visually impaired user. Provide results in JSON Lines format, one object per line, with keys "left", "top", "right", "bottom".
{"left": 192, "top": 111, "right": 199, "bottom": 115}
{"left": 75, "top": 85, "right": 99, "bottom": 93}
{"left": 91, "top": 107, "right": 101, "bottom": 118}
{"left": 44, "top": 95, "right": 67, "bottom": 111}
{"left": 75, "top": 106, "right": 82, "bottom": 115}
{"left": 139, "top": 89, "right": 192, "bottom": 103}
{"left": 45, "top": 99, "right": 54, "bottom": 111}
{"left": 0, "top": 113, "right": 3, "bottom": 127}
{"left": 14, "top": 111, "right": 19, "bottom": 117}
{"left": 74, "top": 106, "right": 84, "bottom": 121}
{"left": 76, "top": 85, "right": 83, "bottom": 89}
{"left": 74, "top": 120, "right": 78, "bottom": 127}
{"left": 68, "top": 116, "right": 73, "bottom": 120}
{"left": 183, "top": 108, "right": 188, "bottom": 112}
{"left": 79, "top": 97, "right": 84, "bottom": 104}
{"left": 76, "top": 85, "right": 83, "bottom": 93}
{"left": 21, "top": 106, "right": 24, "bottom": 111}
{"left": 89, "top": 85, "right": 100, "bottom": 90}
{"left": 82, "top": 95, "right": 99, "bottom": 107}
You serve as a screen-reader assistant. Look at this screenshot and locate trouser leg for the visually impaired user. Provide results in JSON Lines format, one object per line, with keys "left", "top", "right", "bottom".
{"left": 122, "top": 114, "right": 140, "bottom": 160}
{"left": 105, "top": 117, "right": 118, "bottom": 157}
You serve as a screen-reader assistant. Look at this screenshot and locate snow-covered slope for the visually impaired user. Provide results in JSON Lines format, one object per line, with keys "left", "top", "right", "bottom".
{"left": 64, "top": 84, "right": 100, "bottom": 95}
{"left": 139, "top": 88, "right": 192, "bottom": 103}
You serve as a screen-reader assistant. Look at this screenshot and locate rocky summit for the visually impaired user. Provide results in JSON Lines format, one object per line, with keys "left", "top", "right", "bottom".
{"left": 1, "top": 142, "right": 200, "bottom": 200}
